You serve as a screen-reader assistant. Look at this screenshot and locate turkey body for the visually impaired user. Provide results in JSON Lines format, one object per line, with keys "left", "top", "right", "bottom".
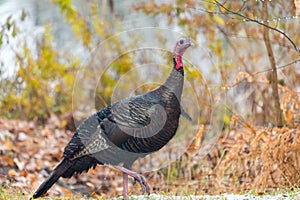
{"left": 31, "top": 37, "right": 192, "bottom": 199}
{"left": 64, "top": 70, "right": 183, "bottom": 171}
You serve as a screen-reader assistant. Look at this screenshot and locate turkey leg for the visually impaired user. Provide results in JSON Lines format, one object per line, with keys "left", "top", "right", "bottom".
{"left": 114, "top": 165, "right": 150, "bottom": 195}
{"left": 123, "top": 172, "right": 129, "bottom": 198}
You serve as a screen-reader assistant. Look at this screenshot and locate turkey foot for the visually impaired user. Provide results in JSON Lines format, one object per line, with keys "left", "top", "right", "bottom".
{"left": 114, "top": 165, "right": 150, "bottom": 196}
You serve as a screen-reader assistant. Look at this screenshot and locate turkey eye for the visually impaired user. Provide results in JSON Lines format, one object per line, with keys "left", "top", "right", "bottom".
{"left": 179, "top": 39, "right": 184, "bottom": 44}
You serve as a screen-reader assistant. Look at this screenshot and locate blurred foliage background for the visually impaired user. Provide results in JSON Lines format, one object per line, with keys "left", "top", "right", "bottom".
{"left": 0, "top": 0, "right": 299, "bottom": 127}
{"left": 0, "top": 0, "right": 300, "bottom": 197}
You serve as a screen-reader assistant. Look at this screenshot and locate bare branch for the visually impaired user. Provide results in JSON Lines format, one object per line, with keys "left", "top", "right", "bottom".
{"left": 258, "top": 58, "right": 300, "bottom": 73}
{"left": 214, "top": 0, "right": 300, "bottom": 55}
{"left": 229, "top": 58, "right": 300, "bottom": 89}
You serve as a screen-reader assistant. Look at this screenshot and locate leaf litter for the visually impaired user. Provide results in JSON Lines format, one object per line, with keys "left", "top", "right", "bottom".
{"left": 0, "top": 110, "right": 300, "bottom": 198}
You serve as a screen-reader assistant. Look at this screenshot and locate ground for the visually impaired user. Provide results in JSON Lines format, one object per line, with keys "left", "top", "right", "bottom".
{"left": 0, "top": 115, "right": 300, "bottom": 199}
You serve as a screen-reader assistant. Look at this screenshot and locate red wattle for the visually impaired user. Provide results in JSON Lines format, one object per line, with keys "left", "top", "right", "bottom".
{"left": 175, "top": 56, "right": 183, "bottom": 70}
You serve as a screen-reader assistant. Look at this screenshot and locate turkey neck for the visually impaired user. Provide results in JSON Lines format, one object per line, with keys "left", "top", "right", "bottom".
{"left": 161, "top": 55, "right": 184, "bottom": 101}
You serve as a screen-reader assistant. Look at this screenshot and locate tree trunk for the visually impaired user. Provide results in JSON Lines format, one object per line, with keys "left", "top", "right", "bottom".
{"left": 262, "top": 0, "right": 283, "bottom": 127}
{"left": 295, "top": 0, "right": 300, "bottom": 15}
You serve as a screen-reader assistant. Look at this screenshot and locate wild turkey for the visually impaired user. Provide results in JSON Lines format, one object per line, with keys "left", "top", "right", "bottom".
{"left": 31, "top": 37, "right": 192, "bottom": 199}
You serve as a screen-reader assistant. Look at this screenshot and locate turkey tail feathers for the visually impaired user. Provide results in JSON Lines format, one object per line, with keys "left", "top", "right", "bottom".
{"left": 31, "top": 159, "right": 72, "bottom": 199}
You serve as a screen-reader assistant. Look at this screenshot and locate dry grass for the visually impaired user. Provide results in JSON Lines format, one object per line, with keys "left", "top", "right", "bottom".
{"left": 145, "top": 120, "right": 300, "bottom": 196}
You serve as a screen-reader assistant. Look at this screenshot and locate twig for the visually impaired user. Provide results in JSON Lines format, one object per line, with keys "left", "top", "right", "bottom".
{"left": 213, "top": 0, "right": 299, "bottom": 55}
{"left": 255, "top": 58, "right": 300, "bottom": 74}
{"left": 229, "top": 58, "right": 300, "bottom": 89}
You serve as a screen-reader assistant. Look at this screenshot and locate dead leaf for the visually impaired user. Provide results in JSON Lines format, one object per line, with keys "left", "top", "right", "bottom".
{"left": 2, "top": 155, "right": 15, "bottom": 166}
{"left": 8, "top": 169, "right": 17, "bottom": 177}
{"left": 4, "top": 139, "right": 13, "bottom": 151}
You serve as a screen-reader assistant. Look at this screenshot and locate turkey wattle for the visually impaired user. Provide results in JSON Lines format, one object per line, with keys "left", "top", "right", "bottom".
{"left": 31, "top": 37, "right": 192, "bottom": 199}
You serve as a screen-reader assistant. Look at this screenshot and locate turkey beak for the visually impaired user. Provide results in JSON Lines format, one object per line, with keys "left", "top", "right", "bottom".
{"left": 186, "top": 38, "right": 194, "bottom": 48}
{"left": 188, "top": 38, "right": 194, "bottom": 47}
{"left": 190, "top": 41, "right": 195, "bottom": 47}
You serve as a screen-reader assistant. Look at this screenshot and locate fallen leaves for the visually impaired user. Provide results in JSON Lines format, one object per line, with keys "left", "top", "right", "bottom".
{"left": 0, "top": 116, "right": 130, "bottom": 198}
{"left": 0, "top": 113, "right": 300, "bottom": 198}
{"left": 1, "top": 155, "right": 15, "bottom": 167}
